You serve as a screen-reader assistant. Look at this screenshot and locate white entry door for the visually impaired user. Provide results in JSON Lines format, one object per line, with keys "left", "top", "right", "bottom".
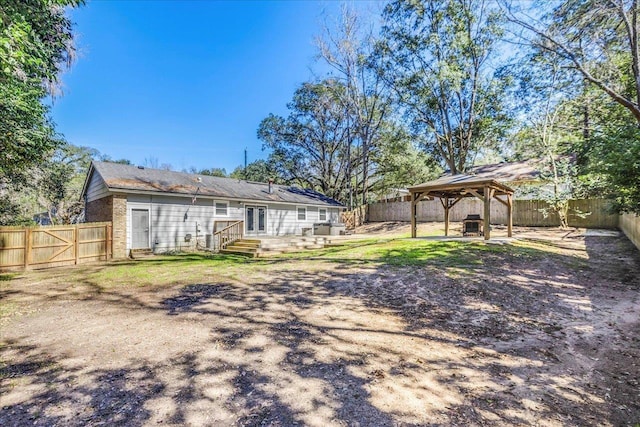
{"left": 245, "top": 205, "right": 267, "bottom": 235}
{"left": 131, "top": 209, "right": 150, "bottom": 249}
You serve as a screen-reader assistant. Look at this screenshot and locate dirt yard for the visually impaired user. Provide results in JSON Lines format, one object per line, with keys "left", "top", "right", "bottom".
{"left": 1, "top": 224, "right": 639, "bottom": 426}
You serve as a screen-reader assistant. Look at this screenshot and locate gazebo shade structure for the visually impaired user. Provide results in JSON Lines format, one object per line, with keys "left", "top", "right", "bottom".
{"left": 408, "top": 174, "right": 515, "bottom": 240}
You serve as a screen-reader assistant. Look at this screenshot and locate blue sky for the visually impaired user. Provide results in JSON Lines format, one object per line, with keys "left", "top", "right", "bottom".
{"left": 52, "top": 1, "right": 377, "bottom": 173}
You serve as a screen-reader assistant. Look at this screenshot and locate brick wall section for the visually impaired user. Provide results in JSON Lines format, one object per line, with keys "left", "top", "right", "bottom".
{"left": 85, "top": 194, "right": 128, "bottom": 258}
{"left": 85, "top": 195, "right": 113, "bottom": 223}
{"left": 111, "top": 194, "right": 127, "bottom": 258}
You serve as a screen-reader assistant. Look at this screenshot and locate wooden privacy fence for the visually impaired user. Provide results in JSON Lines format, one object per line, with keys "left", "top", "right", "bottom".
{"left": 368, "top": 198, "right": 619, "bottom": 229}
{"left": 620, "top": 213, "right": 640, "bottom": 250}
{"left": 341, "top": 206, "right": 368, "bottom": 229}
{"left": 0, "top": 222, "right": 112, "bottom": 271}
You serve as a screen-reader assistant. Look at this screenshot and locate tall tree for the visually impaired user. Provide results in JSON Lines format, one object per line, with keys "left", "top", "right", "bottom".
{"left": 0, "top": 0, "right": 83, "bottom": 225}
{"left": 511, "top": 53, "right": 582, "bottom": 227}
{"left": 189, "top": 167, "right": 227, "bottom": 177}
{"left": 36, "top": 144, "right": 94, "bottom": 224}
{"left": 369, "top": 126, "right": 441, "bottom": 198}
{"left": 505, "top": 0, "right": 640, "bottom": 123}
{"left": 317, "top": 6, "right": 392, "bottom": 205}
{"left": 0, "top": 0, "right": 83, "bottom": 181}
{"left": 377, "top": 0, "right": 508, "bottom": 174}
{"left": 258, "top": 80, "right": 352, "bottom": 203}
{"left": 505, "top": 0, "right": 640, "bottom": 213}
{"left": 229, "top": 159, "right": 283, "bottom": 183}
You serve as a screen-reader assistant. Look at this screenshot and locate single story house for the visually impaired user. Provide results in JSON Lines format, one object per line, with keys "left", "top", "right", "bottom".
{"left": 81, "top": 161, "right": 344, "bottom": 257}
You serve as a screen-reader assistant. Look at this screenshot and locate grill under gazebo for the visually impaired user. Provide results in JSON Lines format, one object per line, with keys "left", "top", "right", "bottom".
{"left": 462, "top": 214, "right": 484, "bottom": 236}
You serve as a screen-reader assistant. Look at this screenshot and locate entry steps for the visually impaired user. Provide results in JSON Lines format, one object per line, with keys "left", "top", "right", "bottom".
{"left": 220, "top": 236, "right": 331, "bottom": 257}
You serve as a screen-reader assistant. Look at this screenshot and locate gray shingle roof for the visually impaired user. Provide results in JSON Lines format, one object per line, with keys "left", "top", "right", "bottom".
{"left": 87, "top": 161, "right": 343, "bottom": 207}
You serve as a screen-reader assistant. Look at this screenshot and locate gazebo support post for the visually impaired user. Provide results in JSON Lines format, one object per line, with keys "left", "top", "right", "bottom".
{"left": 411, "top": 192, "right": 418, "bottom": 238}
{"left": 483, "top": 186, "right": 491, "bottom": 240}
{"left": 507, "top": 193, "right": 513, "bottom": 237}
{"left": 439, "top": 198, "right": 450, "bottom": 236}
{"left": 444, "top": 199, "right": 450, "bottom": 236}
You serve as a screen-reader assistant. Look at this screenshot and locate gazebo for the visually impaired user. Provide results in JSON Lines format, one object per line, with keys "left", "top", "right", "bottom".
{"left": 408, "top": 175, "right": 515, "bottom": 240}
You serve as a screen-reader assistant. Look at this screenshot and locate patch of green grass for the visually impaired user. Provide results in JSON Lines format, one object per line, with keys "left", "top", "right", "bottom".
{"left": 57, "top": 237, "right": 580, "bottom": 289}
{"left": 86, "top": 252, "right": 258, "bottom": 288}
{"left": 0, "top": 273, "right": 18, "bottom": 281}
{"left": 273, "top": 238, "right": 548, "bottom": 267}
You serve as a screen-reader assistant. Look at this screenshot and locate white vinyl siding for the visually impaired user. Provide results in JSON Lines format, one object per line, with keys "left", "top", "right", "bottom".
{"left": 126, "top": 195, "right": 244, "bottom": 252}
{"left": 124, "top": 194, "right": 340, "bottom": 250}
{"left": 85, "top": 172, "right": 110, "bottom": 202}
{"left": 267, "top": 204, "right": 324, "bottom": 236}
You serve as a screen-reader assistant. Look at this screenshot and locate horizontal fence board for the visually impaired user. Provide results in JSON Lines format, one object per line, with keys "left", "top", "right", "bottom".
{"left": 0, "top": 222, "right": 112, "bottom": 271}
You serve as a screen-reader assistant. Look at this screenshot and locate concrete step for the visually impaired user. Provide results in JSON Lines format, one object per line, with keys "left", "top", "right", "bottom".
{"left": 220, "top": 247, "right": 258, "bottom": 257}
{"left": 260, "top": 244, "right": 324, "bottom": 253}
{"left": 129, "top": 248, "right": 154, "bottom": 259}
{"left": 220, "top": 236, "right": 328, "bottom": 258}
{"left": 258, "top": 238, "right": 327, "bottom": 248}
{"left": 231, "top": 241, "right": 261, "bottom": 249}
{"left": 258, "top": 242, "right": 322, "bottom": 250}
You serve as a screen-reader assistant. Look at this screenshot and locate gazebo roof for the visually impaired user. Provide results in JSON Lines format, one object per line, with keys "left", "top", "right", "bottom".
{"left": 408, "top": 174, "right": 514, "bottom": 199}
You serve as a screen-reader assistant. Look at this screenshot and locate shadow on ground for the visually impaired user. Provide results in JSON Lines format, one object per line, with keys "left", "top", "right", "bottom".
{"left": 1, "top": 233, "right": 639, "bottom": 425}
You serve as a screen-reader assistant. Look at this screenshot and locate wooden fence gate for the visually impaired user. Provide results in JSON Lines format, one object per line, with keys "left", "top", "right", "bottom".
{"left": 0, "top": 222, "right": 112, "bottom": 271}
{"left": 341, "top": 206, "right": 368, "bottom": 229}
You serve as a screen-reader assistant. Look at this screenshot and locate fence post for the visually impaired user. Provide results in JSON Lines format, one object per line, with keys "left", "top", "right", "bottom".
{"left": 24, "top": 228, "right": 31, "bottom": 269}
{"left": 74, "top": 225, "right": 79, "bottom": 265}
{"left": 106, "top": 223, "right": 112, "bottom": 260}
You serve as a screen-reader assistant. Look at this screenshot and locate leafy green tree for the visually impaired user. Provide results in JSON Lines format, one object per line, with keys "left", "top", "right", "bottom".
{"left": 258, "top": 80, "right": 352, "bottom": 203}
{"left": 317, "top": 6, "right": 393, "bottom": 206}
{"left": 369, "top": 126, "right": 441, "bottom": 200}
{"left": 35, "top": 143, "right": 94, "bottom": 224}
{"left": 505, "top": 0, "right": 640, "bottom": 122}
{"left": 508, "top": 53, "right": 583, "bottom": 227}
{"left": 506, "top": 0, "right": 640, "bottom": 213}
{"left": 98, "top": 155, "right": 132, "bottom": 165}
{"left": 0, "top": 143, "right": 96, "bottom": 225}
{"left": 0, "top": 0, "right": 83, "bottom": 183}
{"left": 0, "top": 0, "right": 83, "bottom": 224}
{"left": 198, "top": 167, "right": 227, "bottom": 177}
{"left": 229, "top": 159, "right": 283, "bottom": 183}
{"left": 377, "top": 0, "right": 509, "bottom": 174}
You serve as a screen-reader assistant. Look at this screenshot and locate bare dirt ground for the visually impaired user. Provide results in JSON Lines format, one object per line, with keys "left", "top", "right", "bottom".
{"left": 1, "top": 223, "right": 639, "bottom": 426}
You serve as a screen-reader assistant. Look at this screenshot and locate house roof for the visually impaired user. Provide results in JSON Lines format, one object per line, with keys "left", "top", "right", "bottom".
{"left": 466, "top": 159, "right": 542, "bottom": 183}
{"left": 408, "top": 174, "right": 514, "bottom": 198}
{"left": 83, "top": 161, "right": 344, "bottom": 207}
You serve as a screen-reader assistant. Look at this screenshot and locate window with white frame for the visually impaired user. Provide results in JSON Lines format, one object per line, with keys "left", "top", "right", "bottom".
{"left": 319, "top": 208, "right": 327, "bottom": 221}
{"left": 215, "top": 201, "right": 228, "bottom": 216}
{"left": 297, "top": 206, "right": 306, "bottom": 221}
